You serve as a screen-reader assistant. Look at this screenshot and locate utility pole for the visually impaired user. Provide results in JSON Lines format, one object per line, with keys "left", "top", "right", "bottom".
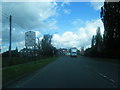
{"left": 9, "top": 15, "right": 12, "bottom": 58}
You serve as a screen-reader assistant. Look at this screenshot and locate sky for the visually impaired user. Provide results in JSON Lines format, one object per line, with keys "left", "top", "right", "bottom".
{"left": 1, "top": 1, "right": 105, "bottom": 52}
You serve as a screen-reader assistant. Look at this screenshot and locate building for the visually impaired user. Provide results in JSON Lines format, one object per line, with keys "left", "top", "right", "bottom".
{"left": 19, "top": 48, "right": 38, "bottom": 57}
{"left": 81, "top": 47, "right": 84, "bottom": 56}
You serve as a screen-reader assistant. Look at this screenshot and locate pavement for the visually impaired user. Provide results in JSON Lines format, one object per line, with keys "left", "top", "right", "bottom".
{"left": 4, "top": 56, "right": 120, "bottom": 88}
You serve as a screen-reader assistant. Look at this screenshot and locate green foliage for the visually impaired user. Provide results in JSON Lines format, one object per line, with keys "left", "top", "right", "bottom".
{"left": 95, "top": 27, "right": 102, "bottom": 46}
{"left": 41, "top": 34, "right": 57, "bottom": 56}
{"left": 2, "top": 50, "right": 19, "bottom": 57}
{"left": 91, "top": 35, "right": 95, "bottom": 47}
{"left": 85, "top": 2, "right": 120, "bottom": 59}
{"left": 90, "top": 27, "right": 103, "bottom": 52}
{"left": 2, "top": 34, "right": 58, "bottom": 67}
{"left": 2, "top": 57, "right": 28, "bottom": 67}
{"left": 3, "top": 57, "right": 58, "bottom": 84}
{"left": 101, "top": 2, "right": 120, "bottom": 49}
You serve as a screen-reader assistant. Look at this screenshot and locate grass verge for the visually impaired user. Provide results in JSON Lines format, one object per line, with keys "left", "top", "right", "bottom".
{"left": 2, "top": 57, "right": 58, "bottom": 85}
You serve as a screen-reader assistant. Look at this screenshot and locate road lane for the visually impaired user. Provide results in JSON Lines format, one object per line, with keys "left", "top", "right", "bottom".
{"left": 79, "top": 56, "right": 119, "bottom": 84}
{"left": 6, "top": 56, "right": 119, "bottom": 88}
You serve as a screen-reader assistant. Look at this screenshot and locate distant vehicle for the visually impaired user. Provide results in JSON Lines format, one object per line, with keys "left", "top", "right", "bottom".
{"left": 70, "top": 47, "right": 77, "bottom": 57}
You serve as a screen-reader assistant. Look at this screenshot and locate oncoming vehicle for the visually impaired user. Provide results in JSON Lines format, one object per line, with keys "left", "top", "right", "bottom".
{"left": 70, "top": 47, "right": 77, "bottom": 57}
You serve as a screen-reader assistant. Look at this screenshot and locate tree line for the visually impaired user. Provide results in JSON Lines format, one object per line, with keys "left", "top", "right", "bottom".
{"left": 2, "top": 34, "right": 57, "bottom": 57}
{"left": 85, "top": 1, "right": 120, "bottom": 58}
{"left": 2, "top": 34, "right": 57, "bottom": 66}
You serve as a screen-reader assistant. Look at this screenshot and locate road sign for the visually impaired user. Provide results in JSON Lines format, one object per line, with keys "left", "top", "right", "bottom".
{"left": 25, "top": 31, "right": 36, "bottom": 47}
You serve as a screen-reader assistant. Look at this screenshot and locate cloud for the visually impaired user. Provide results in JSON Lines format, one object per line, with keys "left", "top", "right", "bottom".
{"left": 52, "top": 19, "right": 104, "bottom": 49}
{"left": 15, "top": 41, "right": 25, "bottom": 51}
{"left": 1, "top": 45, "right": 9, "bottom": 52}
{"left": 53, "top": 2, "right": 58, "bottom": 6}
{"left": 2, "top": 25, "right": 25, "bottom": 43}
{"left": 2, "top": 2, "right": 58, "bottom": 30}
{"left": 63, "top": 9, "right": 71, "bottom": 14}
{"left": 52, "top": 31, "right": 79, "bottom": 48}
{"left": 90, "top": 1, "right": 104, "bottom": 10}
{"left": 2, "top": 2, "right": 59, "bottom": 52}
{"left": 52, "top": 31, "right": 88, "bottom": 49}
{"left": 61, "top": 0, "right": 70, "bottom": 7}
{"left": 85, "top": 19, "right": 104, "bottom": 35}
{"left": 71, "top": 19, "right": 84, "bottom": 26}
{"left": 45, "top": 18, "right": 58, "bottom": 30}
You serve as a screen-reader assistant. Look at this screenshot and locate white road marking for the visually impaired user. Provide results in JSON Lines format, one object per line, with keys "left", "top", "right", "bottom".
{"left": 97, "top": 72, "right": 116, "bottom": 83}
{"left": 85, "top": 65, "right": 118, "bottom": 88}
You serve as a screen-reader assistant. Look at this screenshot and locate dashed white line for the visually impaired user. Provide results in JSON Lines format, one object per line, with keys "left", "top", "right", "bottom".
{"left": 97, "top": 72, "right": 116, "bottom": 83}
{"left": 95, "top": 71, "right": 118, "bottom": 88}
{"left": 85, "top": 65, "right": 118, "bottom": 88}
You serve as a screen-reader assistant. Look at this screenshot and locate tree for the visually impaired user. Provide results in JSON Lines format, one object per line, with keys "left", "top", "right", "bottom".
{"left": 92, "top": 27, "right": 103, "bottom": 52}
{"left": 41, "top": 34, "right": 54, "bottom": 56}
{"left": 100, "top": 1, "right": 120, "bottom": 49}
{"left": 16, "top": 47, "right": 18, "bottom": 53}
{"left": 91, "top": 35, "right": 95, "bottom": 47}
{"left": 2, "top": 49, "right": 19, "bottom": 57}
{"left": 37, "top": 37, "right": 42, "bottom": 56}
{"left": 95, "top": 27, "right": 102, "bottom": 46}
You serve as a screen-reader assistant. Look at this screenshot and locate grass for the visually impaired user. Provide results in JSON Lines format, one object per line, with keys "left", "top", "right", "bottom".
{"left": 2, "top": 56, "right": 58, "bottom": 85}
{"left": 2, "top": 57, "right": 37, "bottom": 67}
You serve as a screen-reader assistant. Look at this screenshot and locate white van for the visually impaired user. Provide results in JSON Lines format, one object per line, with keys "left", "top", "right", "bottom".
{"left": 70, "top": 48, "right": 77, "bottom": 57}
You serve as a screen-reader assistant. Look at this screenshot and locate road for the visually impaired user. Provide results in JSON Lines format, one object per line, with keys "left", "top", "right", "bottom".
{"left": 6, "top": 56, "right": 119, "bottom": 88}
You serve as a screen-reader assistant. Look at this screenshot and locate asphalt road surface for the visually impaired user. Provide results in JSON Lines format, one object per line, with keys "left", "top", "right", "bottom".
{"left": 6, "top": 56, "right": 119, "bottom": 88}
